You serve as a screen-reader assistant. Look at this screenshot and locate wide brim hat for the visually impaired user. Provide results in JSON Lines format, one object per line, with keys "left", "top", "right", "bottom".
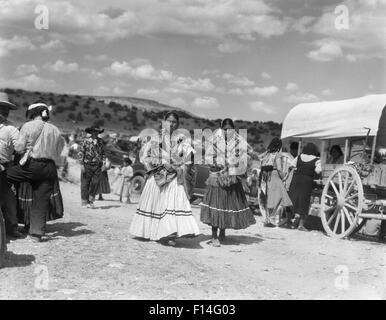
{"left": 0, "top": 92, "right": 17, "bottom": 110}
{"left": 85, "top": 126, "right": 104, "bottom": 134}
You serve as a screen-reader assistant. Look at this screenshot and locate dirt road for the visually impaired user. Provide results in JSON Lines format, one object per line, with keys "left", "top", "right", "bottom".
{"left": 1, "top": 181, "right": 385, "bottom": 300}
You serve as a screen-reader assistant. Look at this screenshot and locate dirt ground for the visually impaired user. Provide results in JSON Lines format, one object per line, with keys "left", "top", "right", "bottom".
{"left": 0, "top": 180, "right": 386, "bottom": 300}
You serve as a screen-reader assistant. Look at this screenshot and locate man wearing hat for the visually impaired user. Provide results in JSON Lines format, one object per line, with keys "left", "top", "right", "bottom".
{"left": 78, "top": 125, "right": 106, "bottom": 208}
{"left": 0, "top": 92, "right": 23, "bottom": 238}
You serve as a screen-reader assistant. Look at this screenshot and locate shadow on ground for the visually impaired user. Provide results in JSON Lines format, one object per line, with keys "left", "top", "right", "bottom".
{"left": 2, "top": 252, "right": 35, "bottom": 268}
{"left": 45, "top": 222, "right": 94, "bottom": 238}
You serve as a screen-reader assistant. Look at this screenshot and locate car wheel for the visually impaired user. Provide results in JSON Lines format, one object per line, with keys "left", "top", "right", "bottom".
{"left": 131, "top": 175, "right": 146, "bottom": 195}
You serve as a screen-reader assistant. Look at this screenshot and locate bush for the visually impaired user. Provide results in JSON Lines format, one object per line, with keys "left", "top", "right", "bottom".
{"left": 76, "top": 112, "right": 83, "bottom": 122}
{"left": 93, "top": 119, "right": 104, "bottom": 127}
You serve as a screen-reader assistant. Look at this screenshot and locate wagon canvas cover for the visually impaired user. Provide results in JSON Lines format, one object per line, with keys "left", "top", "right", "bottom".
{"left": 281, "top": 95, "right": 386, "bottom": 139}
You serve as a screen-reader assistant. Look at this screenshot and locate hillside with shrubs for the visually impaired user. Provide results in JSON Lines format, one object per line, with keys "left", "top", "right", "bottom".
{"left": 2, "top": 88, "right": 281, "bottom": 152}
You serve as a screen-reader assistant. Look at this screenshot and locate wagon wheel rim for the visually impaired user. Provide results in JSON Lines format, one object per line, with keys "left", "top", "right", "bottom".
{"left": 320, "top": 166, "right": 363, "bottom": 239}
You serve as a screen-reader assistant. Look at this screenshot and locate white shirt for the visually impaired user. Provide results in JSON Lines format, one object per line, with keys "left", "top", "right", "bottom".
{"left": 0, "top": 121, "right": 19, "bottom": 164}
{"left": 16, "top": 119, "right": 65, "bottom": 162}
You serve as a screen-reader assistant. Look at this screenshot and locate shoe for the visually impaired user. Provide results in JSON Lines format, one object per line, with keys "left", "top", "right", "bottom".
{"left": 86, "top": 204, "right": 91, "bottom": 208}
{"left": 98, "top": 195, "right": 104, "bottom": 201}
{"left": 125, "top": 200, "right": 132, "bottom": 204}
{"left": 7, "top": 227, "right": 24, "bottom": 239}
{"left": 297, "top": 226, "right": 309, "bottom": 232}
{"left": 210, "top": 238, "right": 221, "bottom": 247}
{"left": 264, "top": 222, "right": 276, "bottom": 228}
{"left": 166, "top": 240, "right": 177, "bottom": 247}
{"left": 89, "top": 202, "right": 95, "bottom": 209}
{"left": 28, "top": 234, "right": 42, "bottom": 243}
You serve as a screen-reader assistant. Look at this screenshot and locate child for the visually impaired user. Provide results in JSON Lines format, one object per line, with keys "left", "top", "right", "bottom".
{"left": 112, "top": 156, "right": 134, "bottom": 204}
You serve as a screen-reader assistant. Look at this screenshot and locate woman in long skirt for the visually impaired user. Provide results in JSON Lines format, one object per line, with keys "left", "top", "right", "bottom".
{"left": 259, "top": 138, "right": 293, "bottom": 228}
{"left": 200, "top": 118, "right": 255, "bottom": 247}
{"left": 130, "top": 111, "right": 200, "bottom": 246}
{"left": 96, "top": 158, "right": 111, "bottom": 200}
{"left": 17, "top": 177, "right": 64, "bottom": 232}
{"left": 288, "top": 143, "right": 321, "bottom": 231}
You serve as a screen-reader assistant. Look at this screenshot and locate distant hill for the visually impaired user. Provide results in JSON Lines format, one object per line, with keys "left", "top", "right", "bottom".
{"left": 2, "top": 88, "right": 281, "bottom": 152}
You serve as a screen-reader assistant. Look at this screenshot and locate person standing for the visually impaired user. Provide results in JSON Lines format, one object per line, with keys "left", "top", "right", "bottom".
{"left": 78, "top": 126, "right": 105, "bottom": 209}
{"left": 200, "top": 118, "right": 255, "bottom": 247}
{"left": 0, "top": 92, "right": 23, "bottom": 238}
{"left": 3, "top": 103, "right": 64, "bottom": 242}
{"left": 111, "top": 156, "right": 133, "bottom": 203}
{"left": 130, "top": 111, "right": 200, "bottom": 246}
{"left": 288, "top": 143, "right": 322, "bottom": 231}
{"left": 258, "top": 138, "right": 293, "bottom": 228}
{"left": 96, "top": 157, "right": 111, "bottom": 201}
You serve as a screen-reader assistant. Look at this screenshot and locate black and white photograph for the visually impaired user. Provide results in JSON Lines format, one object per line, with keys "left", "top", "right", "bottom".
{"left": 0, "top": 0, "right": 385, "bottom": 303}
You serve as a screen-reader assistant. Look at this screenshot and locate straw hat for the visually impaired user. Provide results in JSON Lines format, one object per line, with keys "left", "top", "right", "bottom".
{"left": 0, "top": 92, "right": 17, "bottom": 110}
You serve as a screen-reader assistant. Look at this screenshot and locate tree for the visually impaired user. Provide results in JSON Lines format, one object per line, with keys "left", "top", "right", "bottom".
{"left": 76, "top": 112, "right": 83, "bottom": 122}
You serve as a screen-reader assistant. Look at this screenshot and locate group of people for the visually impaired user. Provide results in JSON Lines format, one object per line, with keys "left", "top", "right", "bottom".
{"left": 0, "top": 92, "right": 65, "bottom": 242}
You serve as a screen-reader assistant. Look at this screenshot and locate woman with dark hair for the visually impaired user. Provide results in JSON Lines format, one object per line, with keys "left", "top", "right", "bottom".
{"left": 329, "top": 145, "right": 344, "bottom": 164}
{"left": 130, "top": 111, "right": 199, "bottom": 246}
{"left": 288, "top": 143, "right": 322, "bottom": 231}
{"left": 259, "top": 137, "right": 293, "bottom": 227}
{"left": 200, "top": 118, "right": 255, "bottom": 247}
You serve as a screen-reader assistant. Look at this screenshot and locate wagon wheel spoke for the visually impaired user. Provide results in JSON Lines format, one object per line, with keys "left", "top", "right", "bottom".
{"left": 342, "top": 171, "right": 349, "bottom": 193}
{"left": 345, "top": 193, "right": 359, "bottom": 202}
{"left": 329, "top": 181, "right": 340, "bottom": 197}
{"left": 341, "top": 209, "right": 345, "bottom": 233}
{"left": 344, "top": 180, "right": 355, "bottom": 198}
{"left": 342, "top": 207, "right": 353, "bottom": 225}
{"left": 327, "top": 207, "right": 338, "bottom": 226}
{"left": 333, "top": 211, "right": 341, "bottom": 233}
{"left": 344, "top": 203, "right": 358, "bottom": 212}
{"left": 338, "top": 172, "right": 343, "bottom": 193}
{"left": 325, "top": 194, "right": 334, "bottom": 200}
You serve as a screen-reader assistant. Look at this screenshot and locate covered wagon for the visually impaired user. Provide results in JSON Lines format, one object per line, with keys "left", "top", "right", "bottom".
{"left": 281, "top": 94, "right": 386, "bottom": 238}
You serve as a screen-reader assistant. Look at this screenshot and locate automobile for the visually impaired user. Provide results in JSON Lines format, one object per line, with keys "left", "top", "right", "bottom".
{"left": 104, "top": 140, "right": 147, "bottom": 195}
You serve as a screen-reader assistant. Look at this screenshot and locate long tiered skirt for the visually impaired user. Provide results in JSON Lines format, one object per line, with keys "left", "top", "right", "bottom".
{"left": 96, "top": 171, "right": 111, "bottom": 194}
{"left": 17, "top": 179, "right": 64, "bottom": 225}
{"left": 200, "top": 180, "right": 256, "bottom": 229}
{"left": 129, "top": 176, "right": 200, "bottom": 241}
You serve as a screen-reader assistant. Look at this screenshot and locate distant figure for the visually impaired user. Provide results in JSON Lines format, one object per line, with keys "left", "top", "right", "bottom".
{"left": 111, "top": 156, "right": 133, "bottom": 204}
{"left": 78, "top": 125, "right": 105, "bottom": 209}
{"left": 328, "top": 145, "right": 344, "bottom": 164}
{"left": 288, "top": 143, "right": 322, "bottom": 232}
{"left": 96, "top": 157, "right": 112, "bottom": 201}
{"left": 289, "top": 142, "right": 299, "bottom": 158}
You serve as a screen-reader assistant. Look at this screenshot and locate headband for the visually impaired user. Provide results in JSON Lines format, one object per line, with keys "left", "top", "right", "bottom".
{"left": 28, "top": 103, "right": 53, "bottom": 112}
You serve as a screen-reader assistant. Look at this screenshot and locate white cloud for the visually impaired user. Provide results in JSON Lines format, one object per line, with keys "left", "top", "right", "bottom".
{"left": 217, "top": 40, "right": 248, "bottom": 53}
{"left": 308, "top": 0, "right": 386, "bottom": 61}
{"left": 171, "top": 76, "right": 215, "bottom": 92}
{"left": 44, "top": 60, "right": 79, "bottom": 73}
{"left": 0, "top": 0, "right": 289, "bottom": 44}
{"left": 285, "top": 82, "right": 299, "bottom": 92}
{"left": 192, "top": 96, "right": 220, "bottom": 109}
{"left": 108, "top": 61, "right": 173, "bottom": 81}
{"left": 40, "top": 39, "right": 64, "bottom": 51}
{"left": 136, "top": 88, "right": 161, "bottom": 96}
{"left": 222, "top": 73, "right": 255, "bottom": 87}
{"left": 249, "top": 101, "right": 275, "bottom": 114}
{"left": 322, "top": 89, "right": 333, "bottom": 96}
{"left": 228, "top": 88, "right": 244, "bottom": 95}
{"left": 169, "top": 97, "right": 187, "bottom": 108}
{"left": 0, "top": 74, "right": 56, "bottom": 90}
{"left": 284, "top": 92, "right": 319, "bottom": 104}
{"left": 0, "top": 35, "right": 36, "bottom": 57}
{"left": 261, "top": 72, "right": 271, "bottom": 79}
{"left": 246, "top": 86, "right": 279, "bottom": 97}
{"left": 15, "top": 64, "right": 39, "bottom": 76}
{"left": 84, "top": 54, "right": 109, "bottom": 62}
{"left": 307, "top": 39, "right": 343, "bottom": 62}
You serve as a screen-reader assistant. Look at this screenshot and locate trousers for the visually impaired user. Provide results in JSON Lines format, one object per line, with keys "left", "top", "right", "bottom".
{"left": 6, "top": 159, "right": 57, "bottom": 236}
{"left": 81, "top": 164, "right": 102, "bottom": 203}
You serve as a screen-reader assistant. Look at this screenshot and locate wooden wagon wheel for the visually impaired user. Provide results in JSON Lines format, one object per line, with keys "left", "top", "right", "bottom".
{"left": 320, "top": 166, "right": 364, "bottom": 239}
{"left": 0, "top": 209, "right": 6, "bottom": 268}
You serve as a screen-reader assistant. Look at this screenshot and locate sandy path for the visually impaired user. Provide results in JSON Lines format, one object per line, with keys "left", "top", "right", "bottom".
{"left": 0, "top": 181, "right": 385, "bottom": 300}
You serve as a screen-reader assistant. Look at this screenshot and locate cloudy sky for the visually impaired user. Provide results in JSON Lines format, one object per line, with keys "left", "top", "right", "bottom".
{"left": 0, "top": 0, "right": 385, "bottom": 122}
